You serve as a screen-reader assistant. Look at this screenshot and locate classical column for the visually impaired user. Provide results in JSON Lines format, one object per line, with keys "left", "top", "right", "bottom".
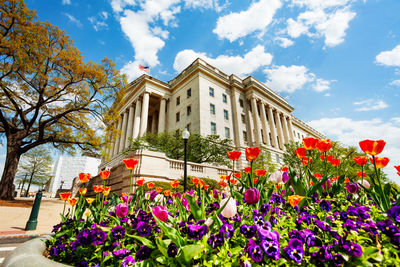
{"left": 287, "top": 116, "right": 294, "bottom": 141}
{"left": 274, "top": 110, "right": 285, "bottom": 150}
{"left": 244, "top": 99, "right": 254, "bottom": 145}
{"left": 113, "top": 116, "right": 122, "bottom": 156}
{"left": 266, "top": 105, "right": 278, "bottom": 148}
{"left": 132, "top": 99, "right": 141, "bottom": 139}
{"left": 119, "top": 110, "right": 129, "bottom": 152}
{"left": 230, "top": 89, "right": 242, "bottom": 147}
{"left": 158, "top": 98, "right": 166, "bottom": 133}
{"left": 151, "top": 113, "right": 157, "bottom": 133}
{"left": 250, "top": 97, "right": 262, "bottom": 146}
{"left": 281, "top": 113, "right": 290, "bottom": 145}
{"left": 259, "top": 102, "right": 271, "bottom": 146}
{"left": 126, "top": 105, "right": 135, "bottom": 148}
{"left": 139, "top": 92, "right": 150, "bottom": 137}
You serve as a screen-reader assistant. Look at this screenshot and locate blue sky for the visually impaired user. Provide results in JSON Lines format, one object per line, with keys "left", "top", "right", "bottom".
{"left": 1, "top": 0, "right": 400, "bottom": 183}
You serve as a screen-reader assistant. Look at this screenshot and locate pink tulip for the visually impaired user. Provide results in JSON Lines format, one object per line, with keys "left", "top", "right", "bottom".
{"left": 358, "top": 180, "right": 370, "bottom": 189}
{"left": 153, "top": 205, "right": 168, "bottom": 222}
{"left": 322, "top": 179, "right": 331, "bottom": 191}
{"left": 269, "top": 171, "right": 283, "bottom": 183}
{"left": 116, "top": 203, "right": 129, "bottom": 218}
{"left": 220, "top": 197, "right": 237, "bottom": 218}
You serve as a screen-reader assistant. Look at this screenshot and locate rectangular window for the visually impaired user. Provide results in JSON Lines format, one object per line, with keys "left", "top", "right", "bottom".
{"left": 243, "top": 131, "right": 248, "bottom": 142}
{"left": 187, "top": 105, "right": 191, "bottom": 116}
{"left": 276, "top": 154, "right": 280, "bottom": 163}
{"left": 211, "top": 122, "right": 216, "bottom": 135}
{"left": 176, "top": 96, "right": 180, "bottom": 106}
{"left": 223, "top": 109, "right": 229, "bottom": 120}
{"left": 176, "top": 112, "right": 180, "bottom": 122}
{"left": 186, "top": 123, "right": 191, "bottom": 132}
{"left": 222, "top": 94, "right": 227, "bottom": 103}
{"left": 209, "top": 87, "right": 214, "bottom": 97}
{"left": 187, "top": 88, "right": 191, "bottom": 98}
{"left": 225, "top": 127, "right": 230, "bottom": 139}
{"left": 241, "top": 114, "right": 246, "bottom": 123}
{"left": 239, "top": 99, "right": 244, "bottom": 108}
{"left": 210, "top": 103, "right": 215, "bottom": 115}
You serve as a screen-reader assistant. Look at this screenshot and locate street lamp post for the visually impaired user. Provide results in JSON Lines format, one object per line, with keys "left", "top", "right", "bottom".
{"left": 182, "top": 129, "right": 190, "bottom": 192}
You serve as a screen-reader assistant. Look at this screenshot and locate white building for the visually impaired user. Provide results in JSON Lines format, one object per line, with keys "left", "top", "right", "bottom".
{"left": 48, "top": 155, "right": 101, "bottom": 196}
{"left": 103, "top": 58, "right": 324, "bottom": 169}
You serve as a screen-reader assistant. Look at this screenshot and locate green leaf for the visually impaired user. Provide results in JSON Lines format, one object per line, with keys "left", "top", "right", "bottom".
{"left": 153, "top": 216, "right": 184, "bottom": 247}
{"left": 384, "top": 183, "right": 391, "bottom": 197}
{"left": 185, "top": 194, "right": 204, "bottom": 221}
{"left": 126, "top": 234, "right": 155, "bottom": 249}
{"left": 155, "top": 238, "right": 169, "bottom": 258}
{"left": 180, "top": 244, "right": 205, "bottom": 264}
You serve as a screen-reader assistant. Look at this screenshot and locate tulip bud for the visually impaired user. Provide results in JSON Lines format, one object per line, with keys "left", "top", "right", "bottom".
{"left": 153, "top": 205, "right": 169, "bottom": 222}
{"left": 116, "top": 203, "right": 129, "bottom": 218}
{"left": 220, "top": 197, "right": 237, "bottom": 218}
{"left": 244, "top": 188, "right": 260, "bottom": 204}
{"left": 357, "top": 179, "right": 370, "bottom": 189}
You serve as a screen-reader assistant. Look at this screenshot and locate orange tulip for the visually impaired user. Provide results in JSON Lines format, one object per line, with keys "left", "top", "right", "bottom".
{"left": 93, "top": 185, "right": 104, "bottom": 193}
{"left": 245, "top": 147, "right": 261, "bottom": 161}
{"left": 79, "top": 173, "right": 91, "bottom": 183}
{"left": 353, "top": 156, "right": 368, "bottom": 166}
{"left": 219, "top": 175, "right": 229, "bottom": 181}
{"left": 344, "top": 177, "right": 350, "bottom": 183}
{"left": 59, "top": 192, "right": 72, "bottom": 201}
{"left": 295, "top": 147, "right": 307, "bottom": 159}
{"left": 227, "top": 150, "right": 242, "bottom": 161}
{"left": 192, "top": 177, "right": 200, "bottom": 186}
{"left": 331, "top": 176, "right": 338, "bottom": 182}
{"left": 356, "top": 171, "right": 366, "bottom": 178}
{"left": 218, "top": 180, "right": 228, "bottom": 187}
{"left": 302, "top": 138, "right": 319, "bottom": 150}
{"left": 254, "top": 169, "right": 267, "bottom": 177}
{"left": 244, "top": 167, "right": 251, "bottom": 173}
{"left": 100, "top": 170, "right": 110, "bottom": 180}
{"left": 310, "top": 181, "right": 314, "bottom": 186}
{"left": 203, "top": 184, "right": 209, "bottom": 190}
{"left": 371, "top": 157, "right": 390, "bottom": 169}
{"left": 288, "top": 195, "right": 305, "bottom": 207}
{"left": 300, "top": 156, "right": 312, "bottom": 166}
{"left": 253, "top": 178, "right": 258, "bottom": 184}
{"left": 79, "top": 188, "right": 87, "bottom": 196}
{"left": 103, "top": 186, "right": 111, "bottom": 196}
{"left": 330, "top": 158, "right": 341, "bottom": 167}
{"left": 281, "top": 166, "right": 288, "bottom": 172}
{"left": 68, "top": 198, "right": 78, "bottom": 206}
{"left": 234, "top": 172, "right": 242, "bottom": 178}
{"left": 123, "top": 158, "right": 139, "bottom": 170}
{"left": 229, "top": 179, "right": 238, "bottom": 185}
{"left": 156, "top": 187, "right": 163, "bottom": 193}
{"left": 163, "top": 190, "right": 171, "bottom": 197}
{"left": 170, "top": 180, "right": 180, "bottom": 188}
{"left": 359, "top": 140, "right": 386, "bottom": 156}
{"left": 314, "top": 173, "right": 322, "bottom": 180}
{"left": 147, "top": 182, "right": 155, "bottom": 189}
{"left": 316, "top": 139, "right": 332, "bottom": 152}
{"left": 136, "top": 178, "right": 145, "bottom": 186}
{"left": 86, "top": 198, "right": 95, "bottom": 204}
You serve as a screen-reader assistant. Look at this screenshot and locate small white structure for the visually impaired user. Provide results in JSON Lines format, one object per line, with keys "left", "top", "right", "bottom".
{"left": 48, "top": 156, "right": 101, "bottom": 197}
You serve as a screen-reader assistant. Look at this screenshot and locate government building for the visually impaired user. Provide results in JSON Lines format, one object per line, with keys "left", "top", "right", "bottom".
{"left": 96, "top": 59, "right": 324, "bottom": 193}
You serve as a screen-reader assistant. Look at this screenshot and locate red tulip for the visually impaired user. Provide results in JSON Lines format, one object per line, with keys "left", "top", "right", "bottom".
{"left": 316, "top": 139, "right": 332, "bottom": 152}
{"left": 330, "top": 158, "right": 341, "bottom": 167}
{"left": 371, "top": 157, "right": 390, "bottom": 169}
{"left": 68, "top": 198, "right": 78, "bottom": 206}
{"left": 93, "top": 185, "right": 104, "bottom": 193}
{"left": 59, "top": 192, "right": 72, "bottom": 201}
{"left": 218, "top": 180, "right": 228, "bottom": 187}
{"left": 302, "top": 138, "right": 319, "bottom": 150}
{"left": 79, "top": 173, "right": 91, "bottom": 183}
{"left": 396, "top": 166, "right": 400, "bottom": 176}
{"left": 123, "top": 158, "right": 139, "bottom": 170}
{"left": 300, "top": 156, "right": 312, "bottom": 166}
{"left": 314, "top": 173, "right": 322, "bottom": 180}
{"left": 99, "top": 170, "right": 110, "bottom": 180}
{"left": 253, "top": 178, "right": 258, "bottom": 184}
{"left": 147, "top": 182, "right": 155, "bottom": 189}
{"left": 192, "top": 177, "right": 200, "bottom": 186}
{"left": 203, "top": 184, "right": 209, "bottom": 190}
{"left": 344, "top": 177, "right": 350, "bottom": 183}
{"left": 356, "top": 171, "right": 366, "bottom": 178}
{"left": 234, "top": 172, "right": 242, "bottom": 178}
{"left": 79, "top": 188, "right": 87, "bottom": 195}
{"left": 359, "top": 140, "right": 386, "bottom": 156}
{"left": 170, "top": 180, "right": 180, "bottom": 188}
{"left": 320, "top": 154, "right": 334, "bottom": 162}
{"left": 254, "top": 169, "right": 267, "bottom": 177}
{"left": 156, "top": 187, "right": 163, "bottom": 193}
{"left": 136, "top": 178, "right": 145, "bottom": 186}
{"left": 244, "top": 167, "right": 251, "bottom": 173}
{"left": 245, "top": 147, "right": 261, "bottom": 161}
{"left": 295, "top": 147, "right": 307, "bottom": 159}
{"left": 227, "top": 150, "right": 242, "bottom": 161}
{"left": 353, "top": 156, "right": 368, "bottom": 166}
{"left": 281, "top": 166, "right": 288, "bottom": 172}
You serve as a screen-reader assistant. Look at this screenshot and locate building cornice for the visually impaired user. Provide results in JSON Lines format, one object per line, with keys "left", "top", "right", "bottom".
{"left": 292, "top": 116, "right": 326, "bottom": 139}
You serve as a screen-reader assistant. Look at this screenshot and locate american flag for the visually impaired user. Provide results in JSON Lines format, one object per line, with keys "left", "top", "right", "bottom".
{"left": 139, "top": 64, "right": 150, "bottom": 72}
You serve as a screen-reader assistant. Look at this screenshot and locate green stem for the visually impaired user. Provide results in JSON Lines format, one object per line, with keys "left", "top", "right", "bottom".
{"left": 128, "top": 169, "right": 133, "bottom": 196}
{"left": 62, "top": 201, "right": 66, "bottom": 217}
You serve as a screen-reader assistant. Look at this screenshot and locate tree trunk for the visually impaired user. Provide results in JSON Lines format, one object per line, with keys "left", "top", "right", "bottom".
{"left": 0, "top": 140, "right": 22, "bottom": 200}
{"left": 24, "top": 173, "right": 34, "bottom": 197}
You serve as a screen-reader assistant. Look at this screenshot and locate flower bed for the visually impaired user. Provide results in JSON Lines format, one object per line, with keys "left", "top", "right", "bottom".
{"left": 46, "top": 139, "right": 400, "bottom": 266}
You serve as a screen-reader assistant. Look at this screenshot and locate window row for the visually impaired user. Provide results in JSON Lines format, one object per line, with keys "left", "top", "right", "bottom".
{"left": 209, "top": 87, "right": 228, "bottom": 104}
{"left": 210, "top": 122, "right": 230, "bottom": 139}
{"left": 176, "top": 105, "right": 192, "bottom": 122}
{"left": 210, "top": 104, "right": 229, "bottom": 120}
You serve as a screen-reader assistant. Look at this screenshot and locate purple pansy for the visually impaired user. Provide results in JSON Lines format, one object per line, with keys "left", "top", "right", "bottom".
{"left": 343, "top": 242, "right": 363, "bottom": 257}
{"left": 284, "top": 238, "right": 304, "bottom": 264}
{"left": 111, "top": 225, "right": 125, "bottom": 240}
{"left": 261, "top": 239, "right": 280, "bottom": 260}
{"left": 121, "top": 256, "right": 135, "bottom": 267}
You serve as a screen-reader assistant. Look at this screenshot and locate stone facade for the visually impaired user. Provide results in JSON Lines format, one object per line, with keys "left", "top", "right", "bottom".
{"left": 102, "top": 58, "right": 324, "bottom": 171}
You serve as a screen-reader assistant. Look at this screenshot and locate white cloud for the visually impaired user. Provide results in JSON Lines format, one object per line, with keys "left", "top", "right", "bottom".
{"left": 88, "top": 11, "right": 109, "bottom": 31}
{"left": 121, "top": 61, "right": 149, "bottom": 82}
{"left": 183, "top": 0, "right": 225, "bottom": 11}
{"left": 173, "top": 45, "right": 273, "bottom": 77}
{"left": 286, "top": 0, "right": 357, "bottom": 47}
{"left": 308, "top": 117, "right": 400, "bottom": 184}
{"left": 62, "top": 0, "right": 71, "bottom": 5}
{"left": 391, "top": 117, "right": 400, "bottom": 124}
{"left": 264, "top": 65, "right": 333, "bottom": 93}
{"left": 353, "top": 99, "right": 389, "bottom": 111}
{"left": 275, "top": 37, "right": 294, "bottom": 48}
{"left": 111, "top": 0, "right": 136, "bottom": 13}
{"left": 213, "top": 0, "right": 282, "bottom": 42}
{"left": 376, "top": 45, "right": 400, "bottom": 67}
{"left": 390, "top": 80, "right": 400, "bottom": 87}
{"left": 64, "top": 13, "right": 82, "bottom": 28}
